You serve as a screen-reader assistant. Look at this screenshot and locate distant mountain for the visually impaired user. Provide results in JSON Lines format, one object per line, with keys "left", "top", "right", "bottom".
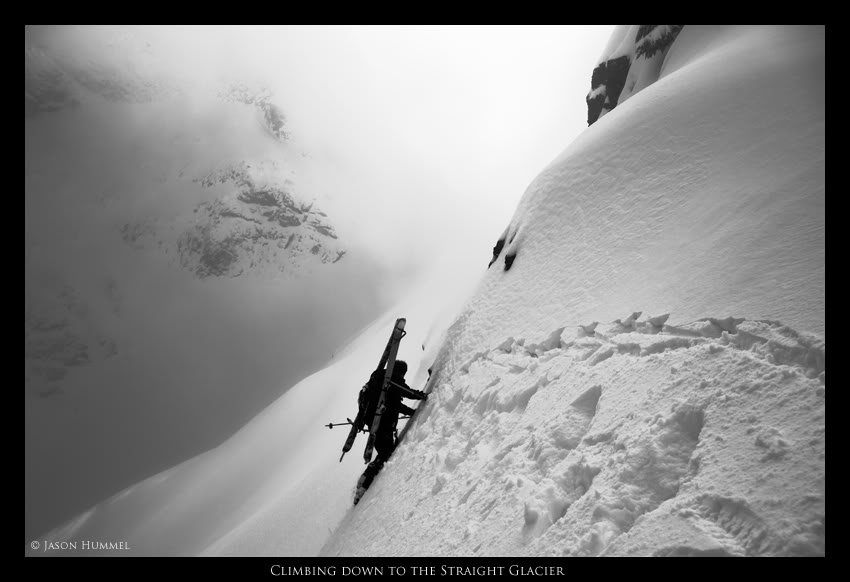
{"left": 175, "top": 161, "right": 344, "bottom": 278}
{"left": 117, "top": 160, "right": 344, "bottom": 280}
{"left": 26, "top": 29, "right": 345, "bottom": 390}
{"left": 25, "top": 27, "right": 378, "bottom": 543}
{"left": 218, "top": 83, "right": 289, "bottom": 142}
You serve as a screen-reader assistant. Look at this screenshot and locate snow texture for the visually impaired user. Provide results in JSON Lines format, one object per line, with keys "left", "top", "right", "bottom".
{"left": 34, "top": 25, "right": 824, "bottom": 557}
{"left": 324, "top": 319, "right": 824, "bottom": 556}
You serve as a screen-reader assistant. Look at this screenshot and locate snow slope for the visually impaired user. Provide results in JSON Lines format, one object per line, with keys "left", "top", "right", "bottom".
{"left": 456, "top": 24, "right": 823, "bottom": 364}
{"left": 32, "top": 262, "right": 474, "bottom": 556}
{"left": 324, "top": 318, "right": 824, "bottom": 556}
{"left": 34, "top": 25, "right": 824, "bottom": 557}
{"left": 323, "top": 24, "right": 825, "bottom": 557}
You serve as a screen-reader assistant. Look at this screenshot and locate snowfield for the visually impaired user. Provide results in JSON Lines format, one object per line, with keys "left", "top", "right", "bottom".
{"left": 33, "top": 25, "right": 824, "bottom": 557}
{"left": 325, "top": 318, "right": 824, "bottom": 556}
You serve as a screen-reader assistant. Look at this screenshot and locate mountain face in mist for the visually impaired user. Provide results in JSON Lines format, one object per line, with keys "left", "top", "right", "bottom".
{"left": 25, "top": 28, "right": 176, "bottom": 115}
{"left": 25, "top": 30, "right": 345, "bottom": 390}
{"left": 218, "top": 83, "right": 289, "bottom": 141}
{"left": 26, "top": 30, "right": 341, "bottom": 279}
{"left": 125, "top": 160, "right": 345, "bottom": 279}
{"left": 25, "top": 26, "right": 383, "bottom": 544}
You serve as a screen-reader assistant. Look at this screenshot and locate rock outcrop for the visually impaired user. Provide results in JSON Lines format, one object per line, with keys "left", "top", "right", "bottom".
{"left": 586, "top": 25, "right": 684, "bottom": 125}
{"left": 167, "top": 162, "right": 344, "bottom": 278}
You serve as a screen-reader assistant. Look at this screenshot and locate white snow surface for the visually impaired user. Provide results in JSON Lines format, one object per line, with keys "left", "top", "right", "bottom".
{"left": 37, "top": 25, "right": 824, "bottom": 557}
{"left": 325, "top": 318, "right": 824, "bottom": 557}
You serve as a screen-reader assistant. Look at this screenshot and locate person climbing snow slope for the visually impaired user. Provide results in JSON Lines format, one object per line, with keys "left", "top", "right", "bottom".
{"left": 354, "top": 360, "right": 426, "bottom": 504}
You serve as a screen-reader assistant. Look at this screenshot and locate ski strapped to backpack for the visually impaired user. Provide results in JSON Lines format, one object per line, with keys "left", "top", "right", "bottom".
{"left": 362, "top": 319, "right": 407, "bottom": 464}
{"left": 338, "top": 317, "right": 406, "bottom": 462}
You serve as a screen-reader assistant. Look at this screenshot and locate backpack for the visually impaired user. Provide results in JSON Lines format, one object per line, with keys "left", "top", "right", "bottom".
{"left": 357, "top": 369, "right": 385, "bottom": 430}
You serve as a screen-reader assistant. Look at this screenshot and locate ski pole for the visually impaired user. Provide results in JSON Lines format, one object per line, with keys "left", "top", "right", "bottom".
{"left": 325, "top": 418, "right": 356, "bottom": 429}
{"left": 325, "top": 416, "right": 412, "bottom": 429}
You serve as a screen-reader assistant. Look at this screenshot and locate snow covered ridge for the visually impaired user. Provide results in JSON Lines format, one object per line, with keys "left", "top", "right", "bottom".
{"left": 483, "top": 25, "right": 822, "bottom": 349}
{"left": 586, "top": 25, "right": 684, "bottom": 125}
{"left": 183, "top": 165, "right": 343, "bottom": 277}
{"left": 26, "top": 31, "right": 342, "bottom": 280}
{"left": 122, "top": 161, "right": 344, "bottom": 279}
{"left": 218, "top": 82, "right": 289, "bottom": 142}
{"left": 25, "top": 35, "right": 344, "bottom": 398}
{"left": 325, "top": 317, "right": 824, "bottom": 556}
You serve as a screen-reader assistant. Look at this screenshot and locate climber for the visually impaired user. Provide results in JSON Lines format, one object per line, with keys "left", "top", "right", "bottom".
{"left": 354, "top": 360, "right": 426, "bottom": 504}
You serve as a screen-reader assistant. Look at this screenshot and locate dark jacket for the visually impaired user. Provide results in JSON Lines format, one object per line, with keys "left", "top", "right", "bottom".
{"left": 379, "top": 369, "right": 426, "bottom": 433}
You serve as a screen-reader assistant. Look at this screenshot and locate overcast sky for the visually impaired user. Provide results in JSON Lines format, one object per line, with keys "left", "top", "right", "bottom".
{"left": 234, "top": 25, "right": 616, "bottom": 268}
{"left": 29, "top": 24, "right": 615, "bottom": 271}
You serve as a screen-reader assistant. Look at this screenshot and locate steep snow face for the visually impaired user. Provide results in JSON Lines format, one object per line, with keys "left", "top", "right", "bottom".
{"left": 325, "top": 319, "right": 824, "bottom": 556}
{"left": 475, "top": 25, "right": 823, "bottom": 364}
{"left": 323, "top": 25, "right": 824, "bottom": 556}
